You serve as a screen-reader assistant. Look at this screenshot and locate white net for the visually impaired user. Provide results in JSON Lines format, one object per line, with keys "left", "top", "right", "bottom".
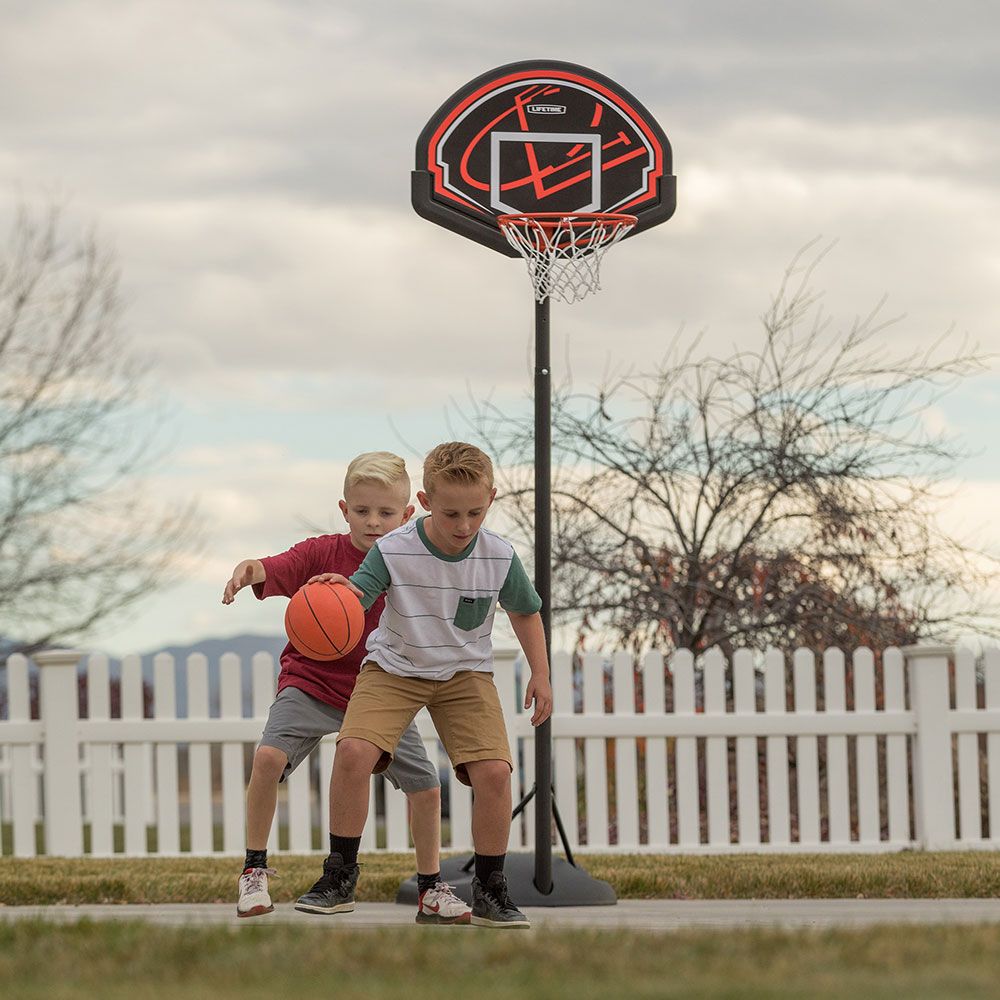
{"left": 498, "top": 213, "right": 637, "bottom": 304}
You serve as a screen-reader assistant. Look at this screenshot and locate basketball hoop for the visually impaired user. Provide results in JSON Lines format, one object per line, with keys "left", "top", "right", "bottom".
{"left": 497, "top": 212, "right": 638, "bottom": 304}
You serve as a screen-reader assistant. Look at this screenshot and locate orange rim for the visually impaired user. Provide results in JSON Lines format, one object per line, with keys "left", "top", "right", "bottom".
{"left": 498, "top": 212, "right": 638, "bottom": 232}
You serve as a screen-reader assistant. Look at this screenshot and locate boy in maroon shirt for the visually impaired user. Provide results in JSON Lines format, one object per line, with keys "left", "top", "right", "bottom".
{"left": 222, "top": 452, "right": 469, "bottom": 924}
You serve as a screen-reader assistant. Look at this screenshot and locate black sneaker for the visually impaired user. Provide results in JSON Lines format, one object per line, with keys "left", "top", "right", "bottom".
{"left": 294, "top": 855, "right": 360, "bottom": 915}
{"left": 470, "top": 871, "right": 530, "bottom": 929}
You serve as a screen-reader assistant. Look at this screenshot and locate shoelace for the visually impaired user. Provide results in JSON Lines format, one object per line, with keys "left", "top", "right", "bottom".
{"left": 242, "top": 867, "right": 277, "bottom": 891}
{"left": 485, "top": 877, "right": 515, "bottom": 911}
{"left": 430, "top": 881, "right": 465, "bottom": 904}
{"left": 308, "top": 863, "right": 358, "bottom": 895}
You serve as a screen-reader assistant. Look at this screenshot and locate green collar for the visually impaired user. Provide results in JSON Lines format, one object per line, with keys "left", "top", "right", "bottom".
{"left": 416, "top": 515, "right": 479, "bottom": 562}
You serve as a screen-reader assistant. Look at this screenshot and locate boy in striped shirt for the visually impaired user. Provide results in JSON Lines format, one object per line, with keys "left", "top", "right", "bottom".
{"left": 305, "top": 442, "right": 553, "bottom": 928}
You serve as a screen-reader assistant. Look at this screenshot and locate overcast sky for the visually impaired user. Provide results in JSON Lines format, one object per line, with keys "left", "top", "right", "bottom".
{"left": 3, "top": 1, "right": 998, "bottom": 654}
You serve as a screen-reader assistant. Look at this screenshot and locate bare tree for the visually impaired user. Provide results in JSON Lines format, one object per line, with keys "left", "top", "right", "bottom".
{"left": 471, "top": 245, "right": 997, "bottom": 654}
{"left": 0, "top": 205, "right": 199, "bottom": 655}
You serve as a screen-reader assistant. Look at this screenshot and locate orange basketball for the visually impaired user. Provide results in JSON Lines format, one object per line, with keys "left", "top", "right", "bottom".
{"left": 284, "top": 582, "right": 365, "bottom": 661}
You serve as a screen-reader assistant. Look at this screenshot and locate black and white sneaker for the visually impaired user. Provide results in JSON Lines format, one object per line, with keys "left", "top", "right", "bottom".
{"left": 470, "top": 871, "right": 530, "bottom": 929}
{"left": 294, "top": 855, "right": 360, "bottom": 915}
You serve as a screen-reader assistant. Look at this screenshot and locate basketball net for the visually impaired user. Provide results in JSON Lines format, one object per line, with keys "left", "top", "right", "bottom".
{"left": 497, "top": 212, "right": 638, "bottom": 304}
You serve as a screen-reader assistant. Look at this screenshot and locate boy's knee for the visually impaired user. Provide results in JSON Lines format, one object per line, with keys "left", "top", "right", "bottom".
{"left": 335, "top": 737, "right": 383, "bottom": 776}
{"left": 252, "top": 745, "right": 288, "bottom": 780}
{"left": 406, "top": 786, "right": 441, "bottom": 807}
{"left": 464, "top": 759, "right": 511, "bottom": 793}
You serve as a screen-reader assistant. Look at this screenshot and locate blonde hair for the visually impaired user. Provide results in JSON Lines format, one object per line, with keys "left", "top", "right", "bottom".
{"left": 344, "top": 451, "right": 410, "bottom": 498}
{"left": 423, "top": 442, "right": 494, "bottom": 494}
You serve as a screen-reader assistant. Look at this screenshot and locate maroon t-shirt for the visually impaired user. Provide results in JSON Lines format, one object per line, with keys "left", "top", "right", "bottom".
{"left": 252, "top": 533, "right": 384, "bottom": 711}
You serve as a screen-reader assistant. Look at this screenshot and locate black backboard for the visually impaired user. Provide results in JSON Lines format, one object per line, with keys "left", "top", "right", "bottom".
{"left": 413, "top": 60, "right": 675, "bottom": 257}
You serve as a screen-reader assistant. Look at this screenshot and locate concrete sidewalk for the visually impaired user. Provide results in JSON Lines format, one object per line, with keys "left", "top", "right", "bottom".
{"left": 4, "top": 899, "right": 1000, "bottom": 931}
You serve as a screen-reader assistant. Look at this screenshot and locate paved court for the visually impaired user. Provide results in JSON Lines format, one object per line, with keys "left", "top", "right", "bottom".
{"left": 4, "top": 899, "right": 1000, "bottom": 931}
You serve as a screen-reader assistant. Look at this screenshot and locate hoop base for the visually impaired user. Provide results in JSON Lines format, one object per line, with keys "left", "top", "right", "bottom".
{"left": 397, "top": 853, "right": 617, "bottom": 907}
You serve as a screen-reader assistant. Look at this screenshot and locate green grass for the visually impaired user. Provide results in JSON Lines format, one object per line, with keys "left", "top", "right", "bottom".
{"left": 2, "top": 921, "right": 1000, "bottom": 999}
{"left": 2, "top": 851, "right": 1000, "bottom": 905}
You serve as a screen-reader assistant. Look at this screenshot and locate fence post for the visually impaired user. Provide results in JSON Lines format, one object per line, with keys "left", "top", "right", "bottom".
{"left": 35, "top": 649, "right": 84, "bottom": 856}
{"left": 904, "top": 644, "right": 955, "bottom": 850}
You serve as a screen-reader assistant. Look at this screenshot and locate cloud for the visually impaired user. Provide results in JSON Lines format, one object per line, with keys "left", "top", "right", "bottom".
{"left": 5, "top": 0, "right": 999, "bottom": 653}
{"left": 6, "top": 3, "right": 999, "bottom": 397}
{"left": 108, "top": 198, "right": 531, "bottom": 389}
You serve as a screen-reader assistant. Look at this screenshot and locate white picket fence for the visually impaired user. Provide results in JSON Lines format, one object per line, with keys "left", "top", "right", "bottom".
{"left": 0, "top": 644, "right": 997, "bottom": 858}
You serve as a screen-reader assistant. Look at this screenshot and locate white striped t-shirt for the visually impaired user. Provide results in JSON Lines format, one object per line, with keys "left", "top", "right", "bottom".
{"left": 349, "top": 516, "right": 541, "bottom": 680}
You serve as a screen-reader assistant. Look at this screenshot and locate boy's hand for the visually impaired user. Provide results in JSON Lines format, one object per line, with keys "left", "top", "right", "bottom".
{"left": 524, "top": 673, "right": 553, "bottom": 726}
{"left": 222, "top": 562, "right": 258, "bottom": 604}
{"left": 306, "top": 573, "right": 364, "bottom": 599}
{"left": 507, "top": 610, "right": 552, "bottom": 725}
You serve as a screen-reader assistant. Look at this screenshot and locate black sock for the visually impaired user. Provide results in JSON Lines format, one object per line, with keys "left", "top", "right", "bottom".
{"left": 417, "top": 871, "right": 441, "bottom": 894}
{"left": 329, "top": 834, "right": 361, "bottom": 866}
{"left": 244, "top": 848, "right": 268, "bottom": 871}
{"left": 474, "top": 853, "right": 505, "bottom": 884}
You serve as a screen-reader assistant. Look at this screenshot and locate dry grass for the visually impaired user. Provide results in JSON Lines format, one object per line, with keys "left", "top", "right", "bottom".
{"left": 601, "top": 851, "right": 1000, "bottom": 899}
{"left": 2, "top": 851, "right": 1000, "bottom": 905}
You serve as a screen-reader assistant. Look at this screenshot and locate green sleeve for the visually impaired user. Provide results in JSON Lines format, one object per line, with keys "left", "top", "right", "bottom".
{"left": 498, "top": 550, "right": 542, "bottom": 614}
{"left": 349, "top": 545, "right": 391, "bottom": 610}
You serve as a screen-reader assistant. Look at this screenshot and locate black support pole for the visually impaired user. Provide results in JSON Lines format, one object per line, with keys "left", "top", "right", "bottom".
{"left": 533, "top": 295, "right": 553, "bottom": 895}
{"left": 398, "top": 289, "right": 615, "bottom": 908}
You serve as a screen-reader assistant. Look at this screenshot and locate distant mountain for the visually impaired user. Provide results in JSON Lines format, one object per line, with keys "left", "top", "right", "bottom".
{"left": 138, "top": 634, "right": 289, "bottom": 669}
{"left": 2, "top": 634, "right": 286, "bottom": 664}
{"left": 0, "top": 635, "right": 288, "bottom": 719}
{"left": 134, "top": 634, "right": 288, "bottom": 717}
{"left": 1, "top": 634, "right": 289, "bottom": 719}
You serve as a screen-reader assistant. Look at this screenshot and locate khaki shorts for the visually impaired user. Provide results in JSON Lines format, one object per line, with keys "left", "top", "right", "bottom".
{"left": 337, "top": 662, "right": 512, "bottom": 786}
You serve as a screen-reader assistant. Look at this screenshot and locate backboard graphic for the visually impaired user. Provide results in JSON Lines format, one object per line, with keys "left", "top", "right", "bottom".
{"left": 413, "top": 60, "right": 675, "bottom": 257}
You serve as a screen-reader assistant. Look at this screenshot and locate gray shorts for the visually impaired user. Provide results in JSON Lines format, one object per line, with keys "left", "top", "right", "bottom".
{"left": 258, "top": 686, "right": 440, "bottom": 793}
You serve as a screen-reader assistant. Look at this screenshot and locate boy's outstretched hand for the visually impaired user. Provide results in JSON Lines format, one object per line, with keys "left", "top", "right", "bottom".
{"left": 306, "top": 572, "right": 365, "bottom": 599}
{"left": 524, "top": 673, "right": 553, "bottom": 727}
{"left": 222, "top": 561, "right": 260, "bottom": 604}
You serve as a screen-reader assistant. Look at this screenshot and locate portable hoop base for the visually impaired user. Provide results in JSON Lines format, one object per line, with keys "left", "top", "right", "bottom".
{"left": 397, "top": 853, "right": 616, "bottom": 908}
{"left": 498, "top": 212, "right": 637, "bottom": 304}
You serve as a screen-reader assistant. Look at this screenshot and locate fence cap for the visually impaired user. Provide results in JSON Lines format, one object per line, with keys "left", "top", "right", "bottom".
{"left": 901, "top": 644, "right": 953, "bottom": 660}
{"left": 32, "top": 649, "right": 83, "bottom": 668}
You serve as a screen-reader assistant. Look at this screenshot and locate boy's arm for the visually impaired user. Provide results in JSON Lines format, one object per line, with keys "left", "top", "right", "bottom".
{"left": 306, "top": 545, "right": 391, "bottom": 610}
{"left": 507, "top": 611, "right": 553, "bottom": 726}
{"left": 222, "top": 559, "right": 266, "bottom": 604}
{"left": 497, "top": 549, "right": 551, "bottom": 725}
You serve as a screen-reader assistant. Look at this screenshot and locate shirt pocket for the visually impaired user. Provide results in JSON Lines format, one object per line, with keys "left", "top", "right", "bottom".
{"left": 453, "top": 595, "right": 492, "bottom": 632}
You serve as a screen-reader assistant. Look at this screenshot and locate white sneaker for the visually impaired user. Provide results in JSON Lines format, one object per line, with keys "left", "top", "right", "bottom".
{"left": 237, "top": 866, "right": 276, "bottom": 918}
{"left": 416, "top": 880, "right": 472, "bottom": 925}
